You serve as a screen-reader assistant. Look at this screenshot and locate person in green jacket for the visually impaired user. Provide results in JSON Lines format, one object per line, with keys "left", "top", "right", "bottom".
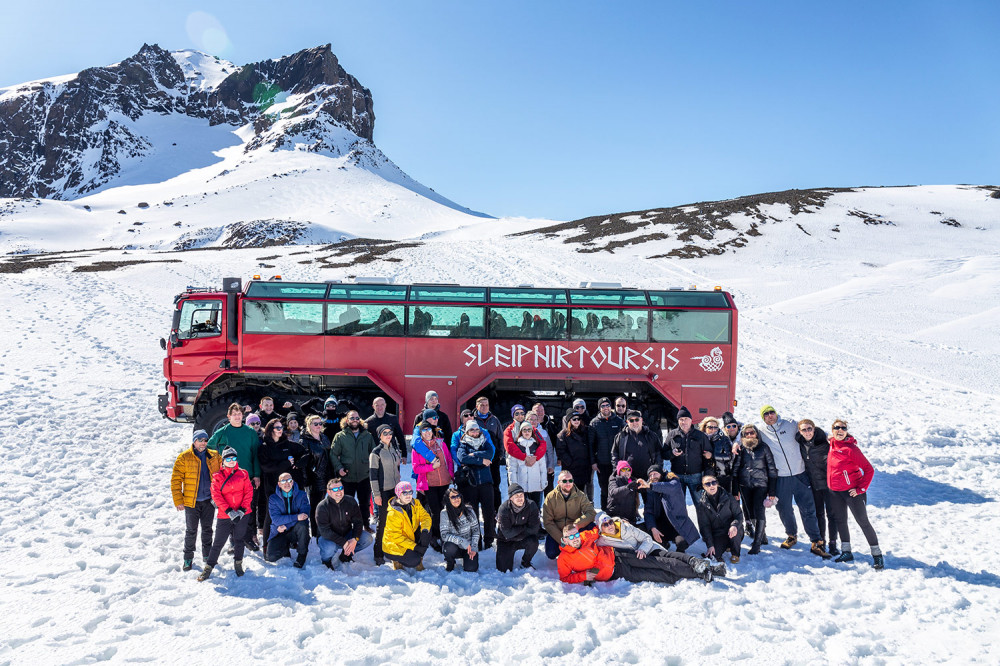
{"left": 330, "top": 410, "right": 377, "bottom": 532}
{"left": 207, "top": 402, "right": 262, "bottom": 550}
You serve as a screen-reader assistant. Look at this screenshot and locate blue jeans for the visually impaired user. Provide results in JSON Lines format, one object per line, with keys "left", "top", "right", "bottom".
{"left": 317, "top": 531, "right": 373, "bottom": 566}
{"left": 775, "top": 473, "right": 820, "bottom": 541}
{"left": 677, "top": 473, "right": 702, "bottom": 504}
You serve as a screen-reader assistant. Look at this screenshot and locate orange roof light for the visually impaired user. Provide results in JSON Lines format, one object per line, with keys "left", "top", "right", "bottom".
{"left": 252, "top": 275, "right": 261, "bottom": 280}
{"left": 714, "top": 286, "right": 722, "bottom": 291}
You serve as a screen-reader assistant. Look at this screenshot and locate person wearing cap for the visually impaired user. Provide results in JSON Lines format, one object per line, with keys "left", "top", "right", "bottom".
{"left": 528, "top": 407, "right": 557, "bottom": 495}
{"left": 589, "top": 397, "right": 625, "bottom": 512}
{"left": 265, "top": 472, "right": 312, "bottom": 568}
{"left": 720, "top": 412, "right": 750, "bottom": 535}
{"left": 594, "top": 513, "right": 723, "bottom": 581}
{"left": 495, "top": 483, "right": 540, "bottom": 572}
{"left": 411, "top": 420, "right": 455, "bottom": 551}
{"left": 605, "top": 461, "right": 641, "bottom": 524}
{"left": 556, "top": 410, "right": 595, "bottom": 502}
{"left": 664, "top": 406, "right": 712, "bottom": 503}
{"left": 207, "top": 402, "right": 261, "bottom": 552}
{"left": 562, "top": 398, "right": 590, "bottom": 430}
{"left": 507, "top": 419, "right": 548, "bottom": 508}
{"left": 382, "top": 482, "right": 432, "bottom": 570}
{"left": 637, "top": 465, "right": 700, "bottom": 552}
{"left": 315, "top": 478, "right": 374, "bottom": 570}
{"left": 695, "top": 473, "right": 744, "bottom": 564}
{"left": 611, "top": 411, "right": 662, "bottom": 482}
{"left": 542, "top": 470, "right": 597, "bottom": 559}
{"left": 330, "top": 410, "right": 377, "bottom": 534}
{"left": 731, "top": 425, "right": 777, "bottom": 555}
{"left": 172, "top": 430, "right": 222, "bottom": 571}
{"left": 757, "top": 405, "right": 827, "bottom": 557}
{"left": 322, "top": 396, "right": 341, "bottom": 441}
{"left": 199, "top": 447, "right": 254, "bottom": 581}
{"left": 558, "top": 522, "right": 715, "bottom": 585}
{"left": 440, "top": 486, "right": 481, "bottom": 572}
{"left": 411, "top": 390, "right": 454, "bottom": 443}
{"left": 454, "top": 418, "right": 497, "bottom": 549}
{"left": 365, "top": 397, "right": 407, "bottom": 460}
{"left": 472, "top": 396, "right": 505, "bottom": 511}
{"left": 369, "top": 423, "right": 403, "bottom": 566}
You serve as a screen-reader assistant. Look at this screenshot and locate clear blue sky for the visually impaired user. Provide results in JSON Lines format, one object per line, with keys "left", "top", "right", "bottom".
{"left": 2, "top": 1, "right": 998, "bottom": 220}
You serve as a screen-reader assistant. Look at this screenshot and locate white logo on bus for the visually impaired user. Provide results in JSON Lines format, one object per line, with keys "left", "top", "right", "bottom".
{"left": 462, "top": 343, "right": 682, "bottom": 372}
{"left": 691, "top": 347, "right": 724, "bottom": 372}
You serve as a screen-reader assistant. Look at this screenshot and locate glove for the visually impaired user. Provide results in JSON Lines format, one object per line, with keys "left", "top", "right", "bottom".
{"left": 234, "top": 509, "right": 245, "bottom": 520}
{"left": 226, "top": 509, "right": 239, "bottom": 520}
{"left": 417, "top": 529, "right": 432, "bottom": 547}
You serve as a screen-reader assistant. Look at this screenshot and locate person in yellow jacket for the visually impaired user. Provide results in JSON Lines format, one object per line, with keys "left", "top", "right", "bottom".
{"left": 171, "top": 430, "right": 221, "bottom": 571}
{"left": 382, "top": 481, "right": 432, "bottom": 570}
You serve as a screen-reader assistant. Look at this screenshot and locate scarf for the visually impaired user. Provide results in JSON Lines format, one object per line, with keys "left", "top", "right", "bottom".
{"left": 461, "top": 431, "right": 486, "bottom": 451}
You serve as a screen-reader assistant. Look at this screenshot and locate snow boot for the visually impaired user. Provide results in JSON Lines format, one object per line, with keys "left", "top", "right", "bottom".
{"left": 873, "top": 554, "right": 885, "bottom": 570}
{"left": 828, "top": 541, "right": 840, "bottom": 557}
{"left": 197, "top": 565, "right": 214, "bottom": 582}
{"left": 445, "top": 560, "right": 455, "bottom": 572}
{"left": 293, "top": 554, "right": 306, "bottom": 569}
{"left": 234, "top": 560, "right": 245, "bottom": 577}
{"left": 391, "top": 561, "right": 403, "bottom": 570}
{"left": 691, "top": 558, "right": 710, "bottom": 576}
{"left": 834, "top": 550, "right": 854, "bottom": 563}
{"left": 745, "top": 521, "right": 755, "bottom": 540}
{"left": 730, "top": 554, "right": 740, "bottom": 564}
{"left": 710, "top": 562, "right": 727, "bottom": 578}
{"left": 748, "top": 520, "right": 767, "bottom": 555}
{"left": 183, "top": 559, "right": 193, "bottom": 572}
{"left": 811, "top": 541, "right": 832, "bottom": 559}
{"left": 322, "top": 559, "right": 335, "bottom": 570}
{"left": 338, "top": 552, "right": 353, "bottom": 564}
{"left": 374, "top": 557, "right": 385, "bottom": 567}
{"left": 415, "top": 561, "right": 425, "bottom": 571}
{"left": 780, "top": 535, "right": 797, "bottom": 549}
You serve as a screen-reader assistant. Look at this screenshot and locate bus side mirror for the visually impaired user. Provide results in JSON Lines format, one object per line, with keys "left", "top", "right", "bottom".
{"left": 160, "top": 337, "right": 166, "bottom": 350}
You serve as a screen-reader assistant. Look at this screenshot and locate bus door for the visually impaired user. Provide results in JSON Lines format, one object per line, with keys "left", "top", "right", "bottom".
{"left": 169, "top": 297, "right": 228, "bottom": 382}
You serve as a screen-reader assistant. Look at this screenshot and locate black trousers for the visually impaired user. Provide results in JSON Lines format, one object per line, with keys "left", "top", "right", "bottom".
{"left": 207, "top": 516, "right": 248, "bottom": 566}
{"left": 309, "top": 486, "right": 325, "bottom": 537}
{"left": 183, "top": 500, "right": 215, "bottom": 560}
{"left": 740, "top": 485, "right": 769, "bottom": 522}
{"left": 265, "top": 520, "right": 310, "bottom": 562}
{"left": 812, "top": 487, "right": 839, "bottom": 545}
{"left": 708, "top": 526, "right": 744, "bottom": 560}
{"left": 373, "top": 489, "right": 395, "bottom": 561}
{"left": 443, "top": 542, "right": 480, "bottom": 571}
{"left": 385, "top": 538, "right": 429, "bottom": 568}
{"left": 717, "top": 474, "right": 735, "bottom": 496}
{"left": 567, "top": 466, "right": 594, "bottom": 502}
{"left": 545, "top": 470, "right": 555, "bottom": 495}
{"left": 526, "top": 491, "right": 543, "bottom": 510}
{"left": 463, "top": 482, "right": 496, "bottom": 546}
{"left": 596, "top": 462, "right": 613, "bottom": 510}
{"left": 611, "top": 549, "right": 701, "bottom": 585}
{"left": 344, "top": 480, "right": 372, "bottom": 525}
{"left": 829, "top": 490, "right": 879, "bottom": 548}
{"left": 496, "top": 537, "right": 539, "bottom": 572}
{"left": 420, "top": 485, "right": 449, "bottom": 541}
{"left": 490, "top": 460, "right": 503, "bottom": 511}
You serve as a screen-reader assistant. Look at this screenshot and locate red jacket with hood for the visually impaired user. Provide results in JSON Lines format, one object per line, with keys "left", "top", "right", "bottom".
{"left": 827, "top": 435, "right": 874, "bottom": 493}
{"left": 211, "top": 466, "right": 254, "bottom": 519}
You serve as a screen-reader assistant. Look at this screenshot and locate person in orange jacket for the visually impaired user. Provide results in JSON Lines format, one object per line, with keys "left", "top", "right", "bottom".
{"left": 557, "top": 525, "right": 715, "bottom": 585}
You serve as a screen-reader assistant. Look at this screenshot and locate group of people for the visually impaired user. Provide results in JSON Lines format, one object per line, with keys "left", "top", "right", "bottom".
{"left": 170, "top": 393, "right": 884, "bottom": 585}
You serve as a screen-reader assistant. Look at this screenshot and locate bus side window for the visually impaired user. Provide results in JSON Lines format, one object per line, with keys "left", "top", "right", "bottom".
{"left": 244, "top": 301, "right": 322, "bottom": 335}
{"left": 327, "top": 304, "right": 405, "bottom": 336}
{"left": 408, "top": 306, "right": 484, "bottom": 338}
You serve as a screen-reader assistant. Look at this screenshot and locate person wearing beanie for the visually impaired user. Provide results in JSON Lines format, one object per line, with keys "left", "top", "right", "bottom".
{"left": 322, "top": 396, "right": 341, "bottom": 442}
{"left": 605, "top": 460, "right": 641, "bottom": 524}
{"left": 364, "top": 397, "right": 407, "bottom": 459}
{"left": 171, "top": 430, "right": 222, "bottom": 571}
{"left": 454, "top": 418, "right": 497, "bottom": 549}
{"left": 382, "top": 482, "right": 432, "bottom": 570}
{"left": 199, "top": 446, "right": 253, "bottom": 581}
{"left": 503, "top": 405, "right": 542, "bottom": 476}
{"left": 411, "top": 422, "right": 455, "bottom": 552}
{"left": 757, "top": 406, "right": 827, "bottom": 557}
{"left": 589, "top": 397, "right": 625, "bottom": 513}
{"left": 369, "top": 423, "right": 403, "bottom": 565}
{"left": 207, "top": 402, "right": 262, "bottom": 553}
{"left": 611, "top": 410, "right": 662, "bottom": 482}
{"left": 664, "top": 406, "right": 712, "bottom": 503}
{"left": 285, "top": 413, "right": 302, "bottom": 443}
{"left": 562, "top": 398, "right": 590, "bottom": 430}
{"left": 495, "top": 483, "right": 540, "bottom": 572}
{"left": 411, "top": 408, "right": 445, "bottom": 470}
{"left": 411, "top": 390, "right": 454, "bottom": 444}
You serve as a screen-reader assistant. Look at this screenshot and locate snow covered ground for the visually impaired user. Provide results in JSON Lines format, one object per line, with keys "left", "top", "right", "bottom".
{"left": 2, "top": 186, "right": 999, "bottom": 664}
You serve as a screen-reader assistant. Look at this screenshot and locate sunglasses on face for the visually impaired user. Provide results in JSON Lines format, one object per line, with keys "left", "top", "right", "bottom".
{"left": 560, "top": 479, "right": 575, "bottom": 485}
{"left": 800, "top": 427, "right": 814, "bottom": 432}
{"left": 273, "top": 425, "right": 283, "bottom": 430}
{"left": 833, "top": 425, "right": 847, "bottom": 431}
{"left": 565, "top": 533, "right": 581, "bottom": 540}
{"left": 449, "top": 494, "right": 462, "bottom": 501}
{"left": 570, "top": 417, "right": 581, "bottom": 422}
{"left": 329, "top": 486, "right": 344, "bottom": 493}
{"left": 628, "top": 418, "right": 641, "bottom": 423}
{"left": 278, "top": 479, "right": 294, "bottom": 484}
{"left": 224, "top": 456, "right": 237, "bottom": 462}
{"left": 310, "top": 423, "right": 322, "bottom": 428}
{"left": 399, "top": 490, "right": 413, "bottom": 496}
{"left": 725, "top": 424, "right": 738, "bottom": 428}
{"left": 380, "top": 431, "right": 393, "bottom": 437}
{"left": 706, "top": 426, "right": 719, "bottom": 431}
{"left": 348, "top": 416, "right": 360, "bottom": 421}
{"left": 763, "top": 411, "right": 776, "bottom": 417}
{"left": 703, "top": 480, "right": 718, "bottom": 487}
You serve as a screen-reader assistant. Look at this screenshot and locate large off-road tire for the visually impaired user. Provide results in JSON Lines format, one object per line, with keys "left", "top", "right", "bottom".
{"left": 194, "top": 394, "right": 252, "bottom": 435}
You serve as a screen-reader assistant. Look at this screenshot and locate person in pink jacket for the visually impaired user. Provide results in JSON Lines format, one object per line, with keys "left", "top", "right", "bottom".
{"left": 827, "top": 419, "right": 883, "bottom": 569}
{"left": 412, "top": 422, "right": 455, "bottom": 552}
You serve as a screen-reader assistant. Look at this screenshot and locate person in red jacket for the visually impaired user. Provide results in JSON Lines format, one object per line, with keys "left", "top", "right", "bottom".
{"left": 827, "top": 420, "right": 883, "bottom": 569}
{"left": 557, "top": 525, "right": 714, "bottom": 585}
{"left": 199, "top": 447, "right": 254, "bottom": 581}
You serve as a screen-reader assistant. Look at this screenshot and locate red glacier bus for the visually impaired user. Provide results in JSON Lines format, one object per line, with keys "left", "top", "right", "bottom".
{"left": 158, "top": 277, "right": 738, "bottom": 432}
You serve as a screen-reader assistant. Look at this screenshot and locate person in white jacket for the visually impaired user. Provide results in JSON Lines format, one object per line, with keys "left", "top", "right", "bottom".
{"left": 507, "top": 421, "right": 547, "bottom": 507}
{"left": 758, "top": 405, "right": 827, "bottom": 557}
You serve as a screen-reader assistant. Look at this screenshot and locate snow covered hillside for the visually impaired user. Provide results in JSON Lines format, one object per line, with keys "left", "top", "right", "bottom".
{"left": 1, "top": 182, "right": 999, "bottom": 662}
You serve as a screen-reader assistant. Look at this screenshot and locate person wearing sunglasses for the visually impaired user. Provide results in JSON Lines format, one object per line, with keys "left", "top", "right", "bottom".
{"left": 440, "top": 486, "right": 481, "bottom": 572}
{"left": 265, "top": 472, "right": 312, "bottom": 568}
{"left": 732, "top": 425, "right": 777, "bottom": 555}
{"left": 453, "top": 419, "right": 497, "bottom": 550}
{"left": 364, "top": 397, "right": 407, "bottom": 459}
{"left": 369, "top": 424, "right": 403, "bottom": 566}
{"left": 329, "top": 410, "right": 377, "bottom": 536}
{"left": 172, "top": 430, "right": 222, "bottom": 572}
{"left": 588, "top": 397, "right": 625, "bottom": 513}
{"left": 298, "top": 414, "right": 332, "bottom": 539}
{"left": 315, "top": 478, "right": 373, "bottom": 570}
{"left": 556, "top": 413, "right": 596, "bottom": 503}
{"left": 700, "top": 417, "right": 735, "bottom": 497}
{"left": 542, "top": 470, "right": 597, "bottom": 560}
{"left": 258, "top": 417, "right": 309, "bottom": 555}
{"left": 382, "top": 482, "right": 432, "bottom": 570}
{"left": 611, "top": 411, "right": 662, "bottom": 483}
{"left": 199, "top": 447, "right": 253, "bottom": 581}
{"left": 695, "top": 474, "right": 744, "bottom": 564}
{"left": 795, "top": 419, "right": 839, "bottom": 557}
{"left": 605, "top": 461, "right": 641, "bottom": 525}
{"left": 758, "top": 405, "right": 828, "bottom": 557}
{"left": 595, "top": 513, "right": 723, "bottom": 581}
{"left": 827, "top": 420, "right": 883, "bottom": 569}
{"left": 412, "top": 421, "right": 455, "bottom": 553}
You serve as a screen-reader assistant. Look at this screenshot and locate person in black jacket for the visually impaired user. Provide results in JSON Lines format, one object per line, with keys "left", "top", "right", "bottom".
{"left": 556, "top": 414, "right": 595, "bottom": 501}
{"left": 562, "top": 398, "right": 590, "bottom": 430}
{"left": 605, "top": 461, "right": 641, "bottom": 524}
{"left": 612, "top": 411, "right": 662, "bottom": 480}
{"left": 796, "top": 419, "right": 839, "bottom": 556}
{"left": 365, "top": 397, "right": 407, "bottom": 460}
{"left": 700, "top": 417, "right": 735, "bottom": 496}
{"left": 258, "top": 418, "right": 309, "bottom": 554}
{"left": 495, "top": 483, "right": 540, "bottom": 571}
{"left": 664, "top": 406, "right": 712, "bottom": 503}
{"left": 589, "top": 397, "right": 624, "bottom": 510}
{"left": 695, "top": 474, "right": 744, "bottom": 563}
{"left": 473, "top": 396, "right": 505, "bottom": 511}
{"left": 315, "top": 478, "right": 373, "bottom": 569}
{"left": 732, "top": 425, "right": 777, "bottom": 555}
{"left": 299, "top": 414, "right": 332, "bottom": 537}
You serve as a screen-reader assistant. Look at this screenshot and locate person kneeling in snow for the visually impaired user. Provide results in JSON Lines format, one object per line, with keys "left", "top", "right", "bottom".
{"left": 266, "top": 473, "right": 311, "bottom": 568}
{"left": 440, "top": 485, "right": 481, "bottom": 572}
{"left": 315, "top": 478, "right": 373, "bottom": 570}
{"left": 382, "top": 481, "right": 432, "bottom": 570}
{"left": 557, "top": 522, "right": 715, "bottom": 585}
{"left": 495, "top": 483, "right": 540, "bottom": 572}
{"left": 694, "top": 474, "right": 744, "bottom": 564}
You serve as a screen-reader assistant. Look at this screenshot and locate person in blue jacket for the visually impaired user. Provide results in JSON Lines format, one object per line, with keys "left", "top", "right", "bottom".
{"left": 637, "top": 464, "right": 700, "bottom": 552}
{"left": 265, "top": 473, "right": 311, "bottom": 567}
{"left": 454, "top": 418, "right": 497, "bottom": 548}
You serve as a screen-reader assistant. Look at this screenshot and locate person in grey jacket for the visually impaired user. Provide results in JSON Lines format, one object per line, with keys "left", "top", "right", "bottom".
{"left": 440, "top": 486, "right": 481, "bottom": 572}
{"left": 757, "top": 405, "right": 827, "bottom": 557}
{"left": 369, "top": 425, "right": 402, "bottom": 566}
